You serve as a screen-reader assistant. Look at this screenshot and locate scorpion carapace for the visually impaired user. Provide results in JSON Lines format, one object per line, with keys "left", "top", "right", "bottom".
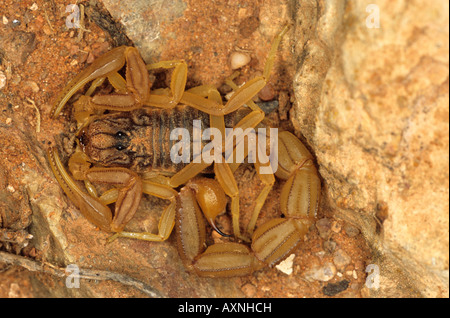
{"left": 48, "top": 24, "right": 321, "bottom": 277}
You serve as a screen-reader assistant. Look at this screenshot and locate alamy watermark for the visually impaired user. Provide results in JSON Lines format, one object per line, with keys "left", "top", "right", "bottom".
{"left": 170, "top": 120, "right": 279, "bottom": 174}
{"left": 65, "top": 4, "right": 81, "bottom": 29}
{"left": 366, "top": 4, "right": 381, "bottom": 29}
{"left": 365, "top": 264, "right": 380, "bottom": 289}
{"left": 65, "top": 264, "right": 80, "bottom": 288}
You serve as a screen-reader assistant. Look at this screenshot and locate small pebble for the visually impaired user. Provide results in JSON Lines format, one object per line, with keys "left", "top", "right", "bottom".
{"left": 304, "top": 262, "right": 336, "bottom": 282}
{"left": 275, "top": 253, "right": 295, "bottom": 275}
{"left": 25, "top": 80, "right": 39, "bottom": 93}
{"left": 28, "top": 247, "right": 37, "bottom": 257}
{"left": 86, "top": 52, "right": 95, "bottom": 64}
{"left": 333, "top": 249, "right": 352, "bottom": 270}
{"left": 29, "top": 3, "right": 38, "bottom": 11}
{"left": 343, "top": 223, "right": 360, "bottom": 237}
{"left": 0, "top": 71, "right": 6, "bottom": 90}
{"left": 238, "top": 7, "right": 249, "bottom": 20}
{"left": 322, "top": 280, "right": 350, "bottom": 296}
{"left": 69, "top": 44, "right": 80, "bottom": 56}
{"left": 241, "top": 283, "right": 257, "bottom": 297}
{"left": 91, "top": 41, "right": 110, "bottom": 57}
{"left": 258, "top": 83, "right": 275, "bottom": 101}
{"left": 11, "top": 74, "right": 22, "bottom": 85}
{"left": 257, "top": 99, "right": 279, "bottom": 114}
{"left": 316, "top": 218, "right": 332, "bottom": 239}
{"left": 230, "top": 52, "right": 251, "bottom": 69}
{"left": 2, "top": 15, "right": 8, "bottom": 25}
{"left": 331, "top": 220, "right": 342, "bottom": 233}
{"left": 42, "top": 25, "right": 52, "bottom": 36}
{"left": 323, "top": 239, "right": 337, "bottom": 253}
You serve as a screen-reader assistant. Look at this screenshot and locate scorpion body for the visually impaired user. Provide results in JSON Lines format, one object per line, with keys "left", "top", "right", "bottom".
{"left": 78, "top": 106, "right": 252, "bottom": 173}
{"left": 48, "top": 25, "right": 321, "bottom": 277}
{"left": 79, "top": 107, "right": 210, "bottom": 173}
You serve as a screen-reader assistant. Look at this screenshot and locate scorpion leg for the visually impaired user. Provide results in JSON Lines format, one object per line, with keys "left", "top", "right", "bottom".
{"left": 218, "top": 25, "right": 291, "bottom": 149}
{"left": 186, "top": 85, "right": 226, "bottom": 146}
{"left": 179, "top": 74, "right": 267, "bottom": 117}
{"left": 168, "top": 87, "right": 240, "bottom": 239}
{"left": 179, "top": 24, "right": 290, "bottom": 118}
{"left": 224, "top": 130, "right": 276, "bottom": 241}
{"left": 223, "top": 20, "right": 291, "bottom": 116}
{"left": 222, "top": 73, "right": 265, "bottom": 171}
{"left": 144, "top": 60, "right": 188, "bottom": 108}
{"left": 168, "top": 84, "right": 226, "bottom": 189}
{"left": 167, "top": 147, "right": 238, "bottom": 240}
{"left": 245, "top": 140, "right": 275, "bottom": 237}
{"left": 169, "top": 160, "right": 212, "bottom": 188}
{"left": 214, "top": 158, "right": 241, "bottom": 239}
{"left": 109, "top": 180, "right": 178, "bottom": 242}
{"left": 168, "top": 80, "right": 241, "bottom": 239}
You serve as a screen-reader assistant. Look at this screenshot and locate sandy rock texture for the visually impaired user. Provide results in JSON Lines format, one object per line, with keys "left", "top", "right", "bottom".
{"left": 0, "top": 0, "right": 447, "bottom": 298}
{"left": 290, "top": 0, "right": 448, "bottom": 297}
{"left": 78, "top": 0, "right": 450, "bottom": 297}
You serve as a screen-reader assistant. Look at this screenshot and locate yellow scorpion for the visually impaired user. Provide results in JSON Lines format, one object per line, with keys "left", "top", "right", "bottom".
{"left": 48, "top": 25, "right": 321, "bottom": 277}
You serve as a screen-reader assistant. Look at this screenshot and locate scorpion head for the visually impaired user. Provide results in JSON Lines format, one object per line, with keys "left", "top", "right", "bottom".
{"left": 77, "top": 113, "right": 133, "bottom": 167}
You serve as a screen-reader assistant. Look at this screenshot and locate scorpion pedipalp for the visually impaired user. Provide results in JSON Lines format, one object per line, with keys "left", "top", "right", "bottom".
{"left": 48, "top": 147, "right": 113, "bottom": 231}
{"left": 52, "top": 46, "right": 128, "bottom": 117}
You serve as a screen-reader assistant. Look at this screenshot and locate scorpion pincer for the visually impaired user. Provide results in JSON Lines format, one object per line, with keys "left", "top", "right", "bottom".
{"left": 48, "top": 25, "right": 321, "bottom": 277}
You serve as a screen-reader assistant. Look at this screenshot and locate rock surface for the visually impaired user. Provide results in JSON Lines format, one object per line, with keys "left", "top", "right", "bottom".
{"left": 86, "top": 0, "right": 450, "bottom": 297}
{"left": 290, "top": 0, "right": 449, "bottom": 297}
{"left": 0, "top": 0, "right": 447, "bottom": 298}
{"left": 1, "top": 0, "right": 371, "bottom": 298}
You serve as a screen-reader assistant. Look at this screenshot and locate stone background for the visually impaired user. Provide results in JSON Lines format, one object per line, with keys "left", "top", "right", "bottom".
{"left": 289, "top": 0, "right": 449, "bottom": 297}
{"left": 0, "top": 0, "right": 448, "bottom": 298}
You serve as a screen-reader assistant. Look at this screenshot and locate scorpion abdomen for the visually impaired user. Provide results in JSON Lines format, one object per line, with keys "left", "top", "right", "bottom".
{"left": 129, "top": 106, "right": 212, "bottom": 173}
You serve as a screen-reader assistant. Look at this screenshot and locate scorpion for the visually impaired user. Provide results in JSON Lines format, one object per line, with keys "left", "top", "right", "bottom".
{"left": 47, "top": 25, "right": 321, "bottom": 277}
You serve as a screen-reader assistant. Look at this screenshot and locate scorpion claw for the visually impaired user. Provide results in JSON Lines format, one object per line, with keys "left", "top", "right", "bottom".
{"left": 210, "top": 222, "right": 232, "bottom": 238}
